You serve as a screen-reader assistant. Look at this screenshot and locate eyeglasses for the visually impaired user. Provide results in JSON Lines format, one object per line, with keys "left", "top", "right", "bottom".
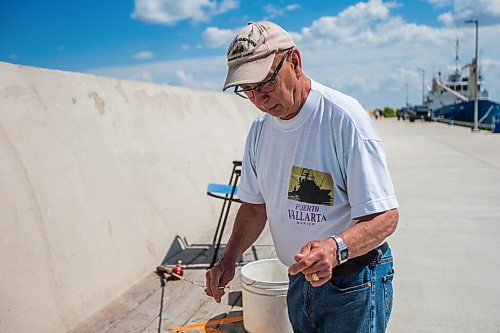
{"left": 234, "top": 48, "right": 293, "bottom": 99}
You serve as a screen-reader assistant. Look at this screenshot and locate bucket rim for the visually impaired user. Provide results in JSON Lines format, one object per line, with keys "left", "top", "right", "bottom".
{"left": 240, "top": 258, "right": 289, "bottom": 286}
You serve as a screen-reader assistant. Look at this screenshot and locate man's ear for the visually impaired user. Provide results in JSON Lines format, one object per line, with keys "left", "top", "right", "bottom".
{"left": 290, "top": 49, "right": 303, "bottom": 77}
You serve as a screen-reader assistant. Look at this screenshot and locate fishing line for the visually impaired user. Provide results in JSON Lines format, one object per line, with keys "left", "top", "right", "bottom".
{"left": 156, "top": 265, "right": 241, "bottom": 290}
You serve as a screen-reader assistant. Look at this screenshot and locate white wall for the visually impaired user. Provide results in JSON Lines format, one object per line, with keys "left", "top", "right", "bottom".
{"left": 0, "top": 61, "right": 259, "bottom": 333}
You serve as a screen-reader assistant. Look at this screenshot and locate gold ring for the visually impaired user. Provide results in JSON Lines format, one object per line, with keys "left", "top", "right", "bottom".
{"left": 311, "top": 273, "right": 320, "bottom": 282}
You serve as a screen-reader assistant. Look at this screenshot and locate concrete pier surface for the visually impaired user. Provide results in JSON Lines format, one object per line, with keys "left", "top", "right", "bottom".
{"left": 377, "top": 119, "right": 500, "bottom": 332}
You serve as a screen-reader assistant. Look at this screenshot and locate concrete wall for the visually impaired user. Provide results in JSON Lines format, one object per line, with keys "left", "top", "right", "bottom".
{"left": 0, "top": 61, "right": 259, "bottom": 333}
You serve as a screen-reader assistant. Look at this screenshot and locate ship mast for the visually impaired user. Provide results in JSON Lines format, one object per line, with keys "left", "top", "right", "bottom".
{"left": 465, "top": 19, "right": 479, "bottom": 132}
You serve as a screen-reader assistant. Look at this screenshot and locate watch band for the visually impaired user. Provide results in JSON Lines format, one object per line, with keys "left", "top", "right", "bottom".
{"left": 330, "top": 234, "right": 349, "bottom": 264}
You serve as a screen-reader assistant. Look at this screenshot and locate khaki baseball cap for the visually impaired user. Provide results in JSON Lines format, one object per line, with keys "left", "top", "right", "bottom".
{"left": 223, "top": 21, "right": 295, "bottom": 91}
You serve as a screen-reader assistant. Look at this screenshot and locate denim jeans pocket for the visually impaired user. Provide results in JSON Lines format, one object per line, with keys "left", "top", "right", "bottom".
{"left": 326, "top": 267, "right": 372, "bottom": 294}
{"left": 320, "top": 268, "right": 372, "bottom": 332}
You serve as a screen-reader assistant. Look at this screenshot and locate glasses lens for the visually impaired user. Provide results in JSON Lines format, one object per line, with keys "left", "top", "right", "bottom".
{"left": 235, "top": 89, "right": 252, "bottom": 99}
{"left": 256, "top": 81, "right": 276, "bottom": 94}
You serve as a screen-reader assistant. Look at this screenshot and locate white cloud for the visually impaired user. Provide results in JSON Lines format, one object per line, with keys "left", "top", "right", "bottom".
{"left": 133, "top": 51, "right": 155, "bottom": 60}
{"left": 435, "top": 0, "right": 500, "bottom": 26}
{"left": 438, "top": 11, "right": 455, "bottom": 25}
{"left": 481, "top": 57, "right": 500, "bottom": 71}
{"left": 129, "top": 69, "right": 154, "bottom": 82}
{"left": 263, "top": 4, "right": 284, "bottom": 18}
{"left": 131, "top": 0, "right": 240, "bottom": 25}
{"left": 427, "top": 0, "right": 453, "bottom": 8}
{"left": 86, "top": 55, "right": 227, "bottom": 92}
{"left": 202, "top": 27, "right": 237, "bottom": 48}
{"left": 290, "top": 0, "right": 458, "bottom": 49}
{"left": 295, "top": 0, "right": 391, "bottom": 46}
{"left": 173, "top": 68, "right": 220, "bottom": 90}
{"left": 263, "top": 3, "right": 302, "bottom": 19}
{"left": 176, "top": 69, "right": 194, "bottom": 85}
{"left": 286, "top": 4, "right": 301, "bottom": 11}
{"left": 217, "top": 0, "right": 239, "bottom": 13}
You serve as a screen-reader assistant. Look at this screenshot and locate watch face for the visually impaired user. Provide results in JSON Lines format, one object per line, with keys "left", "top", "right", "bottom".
{"left": 340, "top": 250, "right": 349, "bottom": 261}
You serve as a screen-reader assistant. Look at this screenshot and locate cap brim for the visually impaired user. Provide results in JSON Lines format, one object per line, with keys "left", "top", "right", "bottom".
{"left": 223, "top": 53, "right": 276, "bottom": 91}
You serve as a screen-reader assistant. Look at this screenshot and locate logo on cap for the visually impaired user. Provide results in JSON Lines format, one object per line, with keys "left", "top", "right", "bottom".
{"left": 227, "top": 26, "right": 262, "bottom": 62}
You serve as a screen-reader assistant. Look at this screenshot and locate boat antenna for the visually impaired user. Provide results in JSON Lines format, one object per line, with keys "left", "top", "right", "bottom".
{"left": 478, "top": 49, "right": 483, "bottom": 83}
{"left": 454, "top": 36, "right": 460, "bottom": 73}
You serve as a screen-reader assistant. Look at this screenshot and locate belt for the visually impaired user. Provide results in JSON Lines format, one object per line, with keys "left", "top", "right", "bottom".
{"left": 332, "top": 242, "right": 389, "bottom": 276}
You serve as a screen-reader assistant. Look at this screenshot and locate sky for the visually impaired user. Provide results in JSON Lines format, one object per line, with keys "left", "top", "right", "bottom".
{"left": 2, "top": 0, "right": 500, "bottom": 109}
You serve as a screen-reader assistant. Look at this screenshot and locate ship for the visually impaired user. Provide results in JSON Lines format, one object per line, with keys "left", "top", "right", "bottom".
{"left": 425, "top": 38, "right": 500, "bottom": 127}
{"left": 288, "top": 169, "right": 333, "bottom": 205}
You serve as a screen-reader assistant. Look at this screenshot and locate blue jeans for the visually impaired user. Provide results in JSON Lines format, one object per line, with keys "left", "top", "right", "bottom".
{"left": 287, "top": 247, "right": 394, "bottom": 333}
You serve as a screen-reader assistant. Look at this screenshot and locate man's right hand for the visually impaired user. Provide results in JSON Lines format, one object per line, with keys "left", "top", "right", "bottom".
{"left": 205, "top": 203, "right": 267, "bottom": 303}
{"left": 205, "top": 260, "right": 236, "bottom": 303}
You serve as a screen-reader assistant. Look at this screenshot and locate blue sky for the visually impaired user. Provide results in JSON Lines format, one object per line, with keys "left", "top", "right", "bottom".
{"left": 2, "top": 0, "right": 500, "bottom": 108}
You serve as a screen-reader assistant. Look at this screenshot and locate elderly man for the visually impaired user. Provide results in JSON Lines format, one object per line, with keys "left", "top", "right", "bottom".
{"left": 205, "top": 21, "right": 399, "bottom": 332}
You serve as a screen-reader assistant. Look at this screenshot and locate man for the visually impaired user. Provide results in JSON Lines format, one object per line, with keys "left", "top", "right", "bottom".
{"left": 205, "top": 21, "right": 399, "bottom": 332}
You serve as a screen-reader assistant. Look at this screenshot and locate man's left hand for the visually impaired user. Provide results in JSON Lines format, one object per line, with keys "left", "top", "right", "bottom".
{"left": 288, "top": 238, "right": 338, "bottom": 287}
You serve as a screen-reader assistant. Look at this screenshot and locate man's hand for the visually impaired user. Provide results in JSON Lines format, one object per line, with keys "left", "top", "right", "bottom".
{"left": 288, "top": 238, "right": 338, "bottom": 287}
{"left": 205, "top": 260, "right": 236, "bottom": 303}
{"left": 205, "top": 202, "right": 267, "bottom": 302}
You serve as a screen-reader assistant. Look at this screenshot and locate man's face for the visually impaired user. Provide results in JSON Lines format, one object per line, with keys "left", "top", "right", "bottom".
{"left": 240, "top": 50, "right": 300, "bottom": 120}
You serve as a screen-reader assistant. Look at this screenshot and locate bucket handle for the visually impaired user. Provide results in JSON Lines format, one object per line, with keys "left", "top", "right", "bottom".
{"left": 239, "top": 280, "right": 288, "bottom": 288}
{"left": 241, "top": 281, "right": 289, "bottom": 297}
{"left": 242, "top": 287, "right": 289, "bottom": 297}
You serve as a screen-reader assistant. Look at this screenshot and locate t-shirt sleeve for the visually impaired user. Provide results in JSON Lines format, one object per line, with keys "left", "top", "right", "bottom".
{"left": 238, "top": 122, "right": 266, "bottom": 204}
{"left": 345, "top": 138, "right": 399, "bottom": 219}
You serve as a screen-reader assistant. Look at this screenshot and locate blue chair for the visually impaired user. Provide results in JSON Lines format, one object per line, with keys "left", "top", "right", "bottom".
{"left": 160, "top": 161, "right": 242, "bottom": 269}
{"left": 206, "top": 161, "right": 241, "bottom": 268}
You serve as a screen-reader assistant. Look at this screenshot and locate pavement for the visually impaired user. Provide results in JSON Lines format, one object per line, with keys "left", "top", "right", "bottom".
{"left": 375, "top": 118, "right": 500, "bottom": 332}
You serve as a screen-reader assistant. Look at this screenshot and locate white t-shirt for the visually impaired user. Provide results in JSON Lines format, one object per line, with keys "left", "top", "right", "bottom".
{"left": 238, "top": 80, "right": 399, "bottom": 266}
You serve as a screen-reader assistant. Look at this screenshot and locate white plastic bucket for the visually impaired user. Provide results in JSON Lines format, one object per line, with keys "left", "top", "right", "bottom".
{"left": 240, "top": 259, "right": 293, "bottom": 333}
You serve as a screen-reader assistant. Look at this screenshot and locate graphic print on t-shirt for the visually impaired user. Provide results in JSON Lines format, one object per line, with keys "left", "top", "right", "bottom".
{"left": 288, "top": 166, "right": 334, "bottom": 206}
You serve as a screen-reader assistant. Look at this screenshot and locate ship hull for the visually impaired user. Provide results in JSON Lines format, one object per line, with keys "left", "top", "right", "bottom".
{"left": 432, "top": 99, "right": 500, "bottom": 125}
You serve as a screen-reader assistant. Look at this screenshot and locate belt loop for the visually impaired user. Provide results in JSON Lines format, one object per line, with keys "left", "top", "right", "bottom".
{"left": 375, "top": 246, "right": 384, "bottom": 263}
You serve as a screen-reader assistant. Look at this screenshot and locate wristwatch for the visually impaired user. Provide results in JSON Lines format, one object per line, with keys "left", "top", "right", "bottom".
{"left": 330, "top": 235, "right": 349, "bottom": 264}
